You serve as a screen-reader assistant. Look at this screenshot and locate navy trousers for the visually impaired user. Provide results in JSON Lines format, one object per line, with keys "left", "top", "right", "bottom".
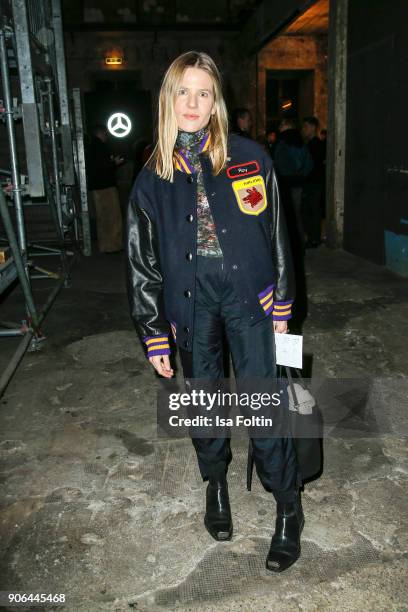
{"left": 179, "top": 255, "right": 301, "bottom": 503}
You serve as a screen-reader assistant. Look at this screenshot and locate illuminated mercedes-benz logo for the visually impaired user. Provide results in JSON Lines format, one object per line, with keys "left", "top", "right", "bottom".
{"left": 107, "top": 112, "right": 132, "bottom": 138}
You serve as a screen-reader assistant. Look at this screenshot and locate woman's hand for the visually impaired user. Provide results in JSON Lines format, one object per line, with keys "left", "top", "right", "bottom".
{"left": 149, "top": 354, "right": 174, "bottom": 378}
{"left": 273, "top": 320, "right": 288, "bottom": 334}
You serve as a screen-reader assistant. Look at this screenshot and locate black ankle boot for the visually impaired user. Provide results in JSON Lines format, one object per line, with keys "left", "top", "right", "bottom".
{"left": 204, "top": 474, "right": 233, "bottom": 541}
{"left": 266, "top": 495, "right": 304, "bottom": 572}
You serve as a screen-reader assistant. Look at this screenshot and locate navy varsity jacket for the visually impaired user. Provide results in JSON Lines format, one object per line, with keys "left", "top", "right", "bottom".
{"left": 126, "top": 132, "right": 295, "bottom": 358}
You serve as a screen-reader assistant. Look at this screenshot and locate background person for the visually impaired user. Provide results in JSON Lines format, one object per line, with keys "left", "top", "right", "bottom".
{"left": 301, "top": 116, "right": 325, "bottom": 248}
{"left": 230, "top": 107, "right": 253, "bottom": 138}
{"left": 86, "top": 124, "right": 124, "bottom": 253}
{"left": 266, "top": 128, "right": 278, "bottom": 158}
{"left": 273, "top": 118, "right": 313, "bottom": 331}
{"left": 274, "top": 118, "right": 313, "bottom": 251}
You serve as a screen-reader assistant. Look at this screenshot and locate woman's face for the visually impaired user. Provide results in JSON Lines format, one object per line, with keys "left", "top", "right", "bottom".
{"left": 174, "top": 67, "right": 216, "bottom": 132}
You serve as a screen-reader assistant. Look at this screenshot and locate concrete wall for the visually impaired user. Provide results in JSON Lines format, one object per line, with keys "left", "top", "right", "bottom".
{"left": 255, "top": 34, "right": 328, "bottom": 135}
{"left": 63, "top": 30, "right": 328, "bottom": 139}
{"left": 63, "top": 30, "right": 249, "bottom": 132}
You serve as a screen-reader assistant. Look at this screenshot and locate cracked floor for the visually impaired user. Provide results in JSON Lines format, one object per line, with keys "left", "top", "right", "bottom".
{"left": 0, "top": 246, "right": 407, "bottom": 611}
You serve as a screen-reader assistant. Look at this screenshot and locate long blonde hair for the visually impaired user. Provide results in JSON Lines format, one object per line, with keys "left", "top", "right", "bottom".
{"left": 147, "top": 51, "right": 229, "bottom": 182}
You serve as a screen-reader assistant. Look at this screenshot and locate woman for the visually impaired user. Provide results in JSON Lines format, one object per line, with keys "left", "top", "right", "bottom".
{"left": 126, "top": 51, "right": 304, "bottom": 572}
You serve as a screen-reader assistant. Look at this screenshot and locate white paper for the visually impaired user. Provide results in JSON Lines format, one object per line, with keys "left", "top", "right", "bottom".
{"left": 274, "top": 333, "right": 303, "bottom": 368}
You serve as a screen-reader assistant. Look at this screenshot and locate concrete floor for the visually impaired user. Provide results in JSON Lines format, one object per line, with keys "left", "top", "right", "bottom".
{"left": 0, "top": 245, "right": 407, "bottom": 611}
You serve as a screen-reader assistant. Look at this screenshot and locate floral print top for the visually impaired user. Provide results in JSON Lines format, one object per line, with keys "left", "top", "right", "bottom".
{"left": 175, "top": 127, "right": 223, "bottom": 257}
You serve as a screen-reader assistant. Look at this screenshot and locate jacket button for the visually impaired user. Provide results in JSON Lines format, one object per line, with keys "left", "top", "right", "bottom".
{"left": 187, "top": 175, "right": 194, "bottom": 183}
{"left": 184, "top": 340, "right": 189, "bottom": 348}
{"left": 211, "top": 192, "right": 216, "bottom": 197}
{"left": 184, "top": 290, "right": 191, "bottom": 298}
{"left": 186, "top": 214, "right": 193, "bottom": 222}
{"left": 183, "top": 326, "right": 190, "bottom": 333}
{"left": 221, "top": 228, "right": 227, "bottom": 234}
{"left": 185, "top": 252, "right": 193, "bottom": 261}
{"left": 244, "top": 299, "right": 248, "bottom": 304}
{"left": 232, "top": 264, "right": 238, "bottom": 270}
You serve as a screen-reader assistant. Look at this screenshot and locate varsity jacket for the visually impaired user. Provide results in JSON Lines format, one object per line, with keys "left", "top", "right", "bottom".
{"left": 126, "top": 132, "right": 295, "bottom": 358}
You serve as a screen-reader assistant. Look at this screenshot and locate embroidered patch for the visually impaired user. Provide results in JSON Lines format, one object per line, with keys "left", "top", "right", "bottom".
{"left": 231, "top": 175, "right": 267, "bottom": 216}
{"left": 227, "top": 160, "right": 260, "bottom": 179}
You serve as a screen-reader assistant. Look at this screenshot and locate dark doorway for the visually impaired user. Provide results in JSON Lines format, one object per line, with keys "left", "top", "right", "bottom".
{"left": 265, "top": 69, "right": 314, "bottom": 131}
{"left": 344, "top": 0, "right": 408, "bottom": 275}
{"left": 84, "top": 71, "right": 153, "bottom": 211}
{"left": 84, "top": 71, "right": 153, "bottom": 161}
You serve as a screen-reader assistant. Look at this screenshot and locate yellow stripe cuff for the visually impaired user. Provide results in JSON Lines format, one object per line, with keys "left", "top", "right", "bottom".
{"left": 147, "top": 344, "right": 169, "bottom": 352}
{"left": 145, "top": 337, "right": 168, "bottom": 346}
{"left": 273, "top": 309, "right": 291, "bottom": 316}
{"left": 274, "top": 303, "right": 292, "bottom": 310}
{"left": 260, "top": 290, "right": 273, "bottom": 305}
{"left": 263, "top": 298, "right": 274, "bottom": 311}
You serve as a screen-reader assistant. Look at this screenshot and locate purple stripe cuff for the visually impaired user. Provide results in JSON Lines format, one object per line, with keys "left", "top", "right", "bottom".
{"left": 143, "top": 334, "right": 169, "bottom": 343}
{"left": 146, "top": 347, "right": 171, "bottom": 357}
{"left": 272, "top": 300, "right": 293, "bottom": 321}
{"left": 263, "top": 303, "right": 274, "bottom": 316}
{"left": 258, "top": 284, "right": 275, "bottom": 300}
{"left": 143, "top": 334, "right": 171, "bottom": 357}
{"left": 272, "top": 312, "right": 292, "bottom": 321}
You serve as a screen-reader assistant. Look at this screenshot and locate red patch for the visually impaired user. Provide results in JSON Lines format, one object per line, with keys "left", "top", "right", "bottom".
{"left": 226, "top": 160, "right": 260, "bottom": 179}
{"left": 243, "top": 186, "right": 263, "bottom": 208}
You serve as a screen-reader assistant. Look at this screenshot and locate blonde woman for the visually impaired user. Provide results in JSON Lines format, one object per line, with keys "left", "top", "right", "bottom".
{"left": 126, "top": 51, "right": 304, "bottom": 572}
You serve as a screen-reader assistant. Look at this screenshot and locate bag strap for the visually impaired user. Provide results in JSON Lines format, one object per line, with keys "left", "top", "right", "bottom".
{"left": 293, "top": 367, "right": 308, "bottom": 390}
{"left": 285, "top": 366, "right": 299, "bottom": 410}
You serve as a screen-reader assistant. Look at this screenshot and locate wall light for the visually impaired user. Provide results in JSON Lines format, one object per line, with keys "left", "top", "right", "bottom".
{"left": 105, "top": 56, "right": 123, "bottom": 66}
{"left": 281, "top": 100, "right": 293, "bottom": 110}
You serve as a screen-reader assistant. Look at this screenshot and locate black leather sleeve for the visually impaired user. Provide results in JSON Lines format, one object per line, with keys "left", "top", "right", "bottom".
{"left": 265, "top": 161, "right": 296, "bottom": 304}
{"left": 126, "top": 196, "right": 169, "bottom": 341}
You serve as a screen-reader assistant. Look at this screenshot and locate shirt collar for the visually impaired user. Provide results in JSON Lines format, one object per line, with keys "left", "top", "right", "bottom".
{"left": 174, "top": 127, "right": 211, "bottom": 174}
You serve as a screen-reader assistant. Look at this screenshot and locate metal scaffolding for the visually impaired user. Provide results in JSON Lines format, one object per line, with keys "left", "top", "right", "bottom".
{"left": 0, "top": 0, "right": 91, "bottom": 396}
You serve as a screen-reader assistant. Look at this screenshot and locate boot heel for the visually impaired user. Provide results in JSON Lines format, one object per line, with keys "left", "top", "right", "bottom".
{"left": 265, "top": 500, "right": 304, "bottom": 573}
{"left": 204, "top": 477, "right": 233, "bottom": 541}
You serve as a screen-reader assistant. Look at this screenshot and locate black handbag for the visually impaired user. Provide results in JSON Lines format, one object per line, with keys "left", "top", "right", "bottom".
{"left": 246, "top": 366, "right": 323, "bottom": 490}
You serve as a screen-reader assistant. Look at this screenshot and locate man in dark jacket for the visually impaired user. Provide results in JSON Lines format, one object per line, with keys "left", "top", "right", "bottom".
{"left": 273, "top": 119, "right": 313, "bottom": 330}
{"left": 301, "top": 117, "right": 325, "bottom": 248}
{"left": 230, "top": 108, "right": 253, "bottom": 139}
{"left": 86, "top": 125, "right": 124, "bottom": 252}
{"left": 274, "top": 119, "right": 313, "bottom": 248}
